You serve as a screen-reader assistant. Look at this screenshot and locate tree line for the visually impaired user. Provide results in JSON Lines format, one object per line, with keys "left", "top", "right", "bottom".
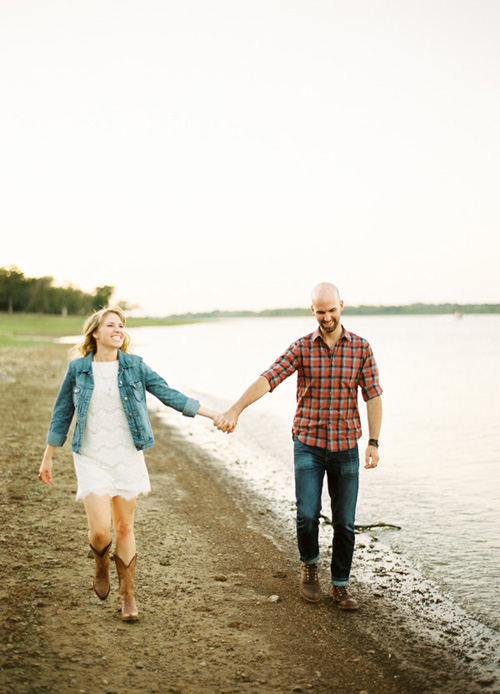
{"left": 167, "top": 302, "right": 500, "bottom": 320}
{"left": 2, "top": 265, "right": 499, "bottom": 317}
{"left": 0, "top": 266, "right": 114, "bottom": 315}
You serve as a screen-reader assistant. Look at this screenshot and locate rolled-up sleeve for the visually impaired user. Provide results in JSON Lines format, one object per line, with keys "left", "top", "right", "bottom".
{"left": 261, "top": 342, "right": 300, "bottom": 392}
{"left": 182, "top": 397, "right": 201, "bottom": 418}
{"left": 359, "top": 344, "right": 383, "bottom": 402}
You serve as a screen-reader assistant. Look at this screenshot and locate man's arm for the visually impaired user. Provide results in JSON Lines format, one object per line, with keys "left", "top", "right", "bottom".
{"left": 216, "top": 376, "right": 271, "bottom": 433}
{"left": 365, "top": 395, "right": 382, "bottom": 469}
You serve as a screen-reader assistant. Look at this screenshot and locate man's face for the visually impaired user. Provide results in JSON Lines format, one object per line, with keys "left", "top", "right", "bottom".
{"left": 311, "top": 293, "right": 344, "bottom": 334}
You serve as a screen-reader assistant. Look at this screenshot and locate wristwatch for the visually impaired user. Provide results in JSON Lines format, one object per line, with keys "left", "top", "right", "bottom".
{"left": 368, "top": 438, "right": 380, "bottom": 448}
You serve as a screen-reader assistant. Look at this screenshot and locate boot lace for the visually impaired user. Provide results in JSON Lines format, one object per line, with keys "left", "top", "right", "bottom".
{"left": 305, "top": 563, "right": 318, "bottom": 582}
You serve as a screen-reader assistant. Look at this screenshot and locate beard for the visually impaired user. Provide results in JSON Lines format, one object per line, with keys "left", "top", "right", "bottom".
{"left": 321, "top": 318, "right": 339, "bottom": 333}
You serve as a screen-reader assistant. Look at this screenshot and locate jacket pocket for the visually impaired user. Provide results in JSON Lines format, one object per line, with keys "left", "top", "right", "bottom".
{"left": 131, "top": 382, "right": 144, "bottom": 402}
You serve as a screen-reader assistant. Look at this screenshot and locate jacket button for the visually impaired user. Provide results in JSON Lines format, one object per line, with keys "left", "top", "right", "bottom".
{"left": 133, "top": 429, "right": 138, "bottom": 433}
{"left": 124, "top": 397, "right": 128, "bottom": 401}
{"left": 128, "top": 414, "right": 132, "bottom": 418}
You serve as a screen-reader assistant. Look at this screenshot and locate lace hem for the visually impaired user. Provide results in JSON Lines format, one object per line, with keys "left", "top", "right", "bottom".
{"left": 75, "top": 488, "right": 151, "bottom": 502}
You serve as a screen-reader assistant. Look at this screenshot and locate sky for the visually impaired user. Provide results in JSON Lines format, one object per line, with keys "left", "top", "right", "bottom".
{"left": 1, "top": 0, "right": 499, "bottom": 315}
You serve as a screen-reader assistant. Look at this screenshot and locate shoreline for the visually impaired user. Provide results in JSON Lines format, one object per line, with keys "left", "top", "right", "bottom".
{"left": 154, "top": 408, "right": 500, "bottom": 691}
{"left": 0, "top": 343, "right": 497, "bottom": 693}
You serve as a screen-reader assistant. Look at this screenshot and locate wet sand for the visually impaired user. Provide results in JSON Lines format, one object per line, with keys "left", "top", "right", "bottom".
{"left": 0, "top": 344, "right": 494, "bottom": 693}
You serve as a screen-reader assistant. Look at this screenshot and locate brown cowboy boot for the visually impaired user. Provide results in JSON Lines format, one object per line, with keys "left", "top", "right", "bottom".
{"left": 114, "top": 553, "right": 139, "bottom": 621}
{"left": 300, "top": 562, "right": 322, "bottom": 602}
{"left": 89, "top": 541, "right": 111, "bottom": 600}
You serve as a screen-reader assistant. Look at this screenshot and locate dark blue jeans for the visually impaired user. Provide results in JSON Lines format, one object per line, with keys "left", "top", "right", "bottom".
{"left": 294, "top": 438, "right": 359, "bottom": 586}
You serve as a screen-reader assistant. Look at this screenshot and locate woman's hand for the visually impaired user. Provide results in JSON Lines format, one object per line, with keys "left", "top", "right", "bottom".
{"left": 39, "top": 445, "right": 56, "bottom": 485}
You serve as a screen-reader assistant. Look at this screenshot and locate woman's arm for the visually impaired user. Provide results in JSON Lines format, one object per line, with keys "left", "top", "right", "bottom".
{"left": 142, "top": 360, "right": 222, "bottom": 423}
{"left": 196, "top": 405, "right": 221, "bottom": 421}
{"left": 46, "top": 364, "right": 76, "bottom": 447}
{"left": 143, "top": 361, "right": 200, "bottom": 417}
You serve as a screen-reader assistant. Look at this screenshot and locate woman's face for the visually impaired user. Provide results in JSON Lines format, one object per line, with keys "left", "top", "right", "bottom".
{"left": 93, "top": 312, "right": 125, "bottom": 350}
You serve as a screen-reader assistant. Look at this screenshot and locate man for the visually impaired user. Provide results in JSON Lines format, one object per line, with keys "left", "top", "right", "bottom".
{"left": 216, "top": 282, "right": 382, "bottom": 610}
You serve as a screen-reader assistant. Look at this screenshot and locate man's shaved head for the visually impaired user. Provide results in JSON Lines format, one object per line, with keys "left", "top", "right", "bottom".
{"left": 311, "top": 282, "right": 340, "bottom": 305}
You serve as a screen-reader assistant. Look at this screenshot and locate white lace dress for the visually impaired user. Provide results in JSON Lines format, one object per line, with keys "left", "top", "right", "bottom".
{"left": 73, "top": 360, "right": 151, "bottom": 501}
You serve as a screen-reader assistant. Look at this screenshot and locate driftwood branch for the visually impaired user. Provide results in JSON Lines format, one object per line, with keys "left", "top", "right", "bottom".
{"left": 354, "top": 522, "right": 401, "bottom": 531}
{"left": 320, "top": 515, "right": 401, "bottom": 531}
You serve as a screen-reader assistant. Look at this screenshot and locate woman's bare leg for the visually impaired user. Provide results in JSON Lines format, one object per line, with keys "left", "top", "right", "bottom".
{"left": 83, "top": 494, "right": 112, "bottom": 600}
{"left": 84, "top": 494, "right": 112, "bottom": 551}
{"left": 112, "top": 496, "right": 137, "bottom": 565}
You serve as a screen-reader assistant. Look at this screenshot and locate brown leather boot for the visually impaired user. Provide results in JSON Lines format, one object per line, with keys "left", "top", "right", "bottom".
{"left": 114, "top": 553, "right": 139, "bottom": 621}
{"left": 300, "top": 562, "right": 322, "bottom": 602}
{"left": 90, "top": 541, "right": 111, "bottom": 600}
{"left": 332, "top": 585, "right": 359, "bottom": 610}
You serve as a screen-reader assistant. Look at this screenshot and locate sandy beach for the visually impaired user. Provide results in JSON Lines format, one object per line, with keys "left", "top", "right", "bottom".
{"left": 0, "top": 344, "right": 493, "bottom": 694}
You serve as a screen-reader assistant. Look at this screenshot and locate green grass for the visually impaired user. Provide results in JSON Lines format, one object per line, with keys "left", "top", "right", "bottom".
{"left": 0, "top": 313, "right": 88, "bottom": 338}
{"left": 0, "top": 312, "right": 198, "bottom": 348}
{"left": 0, "top": 335, "right": 49, "bottom": 348}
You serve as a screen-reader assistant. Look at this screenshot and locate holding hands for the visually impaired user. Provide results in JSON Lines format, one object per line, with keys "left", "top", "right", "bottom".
{"left": 197, "top": 404, "right": 239, "bottom": 434}
{"left": 212, "top": 376, "right": 271, "bottom": 435}
{"left": 213, "top": 407, "right": 239, "bottom": 434}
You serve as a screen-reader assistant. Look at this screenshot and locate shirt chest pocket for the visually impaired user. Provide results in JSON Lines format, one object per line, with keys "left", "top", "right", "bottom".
{"left": 338, "top": 361, "right": 361, "bottom": 388}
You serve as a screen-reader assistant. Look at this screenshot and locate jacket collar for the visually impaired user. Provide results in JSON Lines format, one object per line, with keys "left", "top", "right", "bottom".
{"left": 79, "top": 352, "right": 94, "bottom": 373}
{"left": 117, "top": 350, "right": 135, "bottom": 368}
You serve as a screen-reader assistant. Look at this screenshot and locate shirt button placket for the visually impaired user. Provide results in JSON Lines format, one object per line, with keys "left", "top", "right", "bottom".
{"left": 328, "top": 351, "right": 335, "bottom": 451}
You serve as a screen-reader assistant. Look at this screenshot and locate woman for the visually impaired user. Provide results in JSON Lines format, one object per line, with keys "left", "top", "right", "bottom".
{"left": 39, "top": 306, "right": 221, "bottom": 621}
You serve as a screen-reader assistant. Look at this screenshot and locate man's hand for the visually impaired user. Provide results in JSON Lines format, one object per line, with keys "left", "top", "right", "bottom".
{"left": 364, "top": 444, "right": 380, "bottom": 469}
{"left": 214, "top": 408, "right": 239, "bottom": 434}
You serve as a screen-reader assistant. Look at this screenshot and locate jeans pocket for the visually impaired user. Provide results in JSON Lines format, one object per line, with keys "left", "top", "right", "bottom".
{"left": 338, "top": 446, "right": 359, "bottom": 475}
{"left": 294, "top": 438, "right": 322, "bottom": 471}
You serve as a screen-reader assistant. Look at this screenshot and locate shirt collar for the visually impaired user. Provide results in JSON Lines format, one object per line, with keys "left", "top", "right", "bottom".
{"left": 312, "top": 325, "right": 351, "bottom": 344}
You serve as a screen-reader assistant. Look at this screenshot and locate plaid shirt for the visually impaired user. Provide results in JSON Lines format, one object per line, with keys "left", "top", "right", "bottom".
{"left": 261, "top": 327, "right": 382, "bottom": 451}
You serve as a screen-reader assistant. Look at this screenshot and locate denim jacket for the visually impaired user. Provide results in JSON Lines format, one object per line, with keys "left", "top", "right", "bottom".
{"left": 46, "top": 350, "right": 200, "bottom": 453}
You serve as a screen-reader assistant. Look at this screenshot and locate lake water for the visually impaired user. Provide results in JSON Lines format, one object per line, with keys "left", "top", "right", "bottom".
{"left": 126, "top": 318, "right": 499, "bottom": 604}
{"left": 122, "top": 315, "right": 500, "bottom": 674}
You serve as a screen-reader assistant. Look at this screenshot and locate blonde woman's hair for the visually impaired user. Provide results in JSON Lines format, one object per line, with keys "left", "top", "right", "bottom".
{"left": 72, "top": 306, "right": 132, "bottom": 358}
